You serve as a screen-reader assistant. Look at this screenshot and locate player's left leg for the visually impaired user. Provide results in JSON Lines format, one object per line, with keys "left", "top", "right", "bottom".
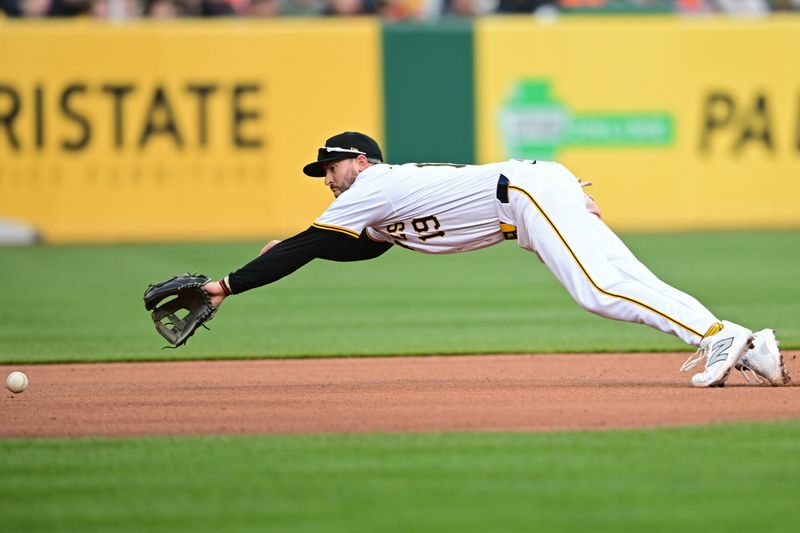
{"left": 501, "top": 161, "right": 754, "bottom": 386}
{"left": 505, "top": 161, "right": 719, "bottom": 345}
{"left": 582, "top": 217, "right": 788, "bottom": 385}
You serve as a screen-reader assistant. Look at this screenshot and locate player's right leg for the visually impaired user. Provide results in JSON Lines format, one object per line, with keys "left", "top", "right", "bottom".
{"left": 737, "top": 329, "right": 791, "bottom": 386}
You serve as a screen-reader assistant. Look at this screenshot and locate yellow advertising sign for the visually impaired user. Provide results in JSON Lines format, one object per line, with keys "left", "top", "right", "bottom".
{"left": 0, "top": 20, "right": 382, "bottom": 243}
{"left": 476, "top": 16, "right": 800, "bottom": 231}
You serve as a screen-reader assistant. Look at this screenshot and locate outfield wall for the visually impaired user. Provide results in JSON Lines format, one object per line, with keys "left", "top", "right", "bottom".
{"left": 1, "top": 17, "right": 799, "bottom": 243}
{"left": 0, "top": 20, "right": 383, "bottom": 243}
{"left": 475, "top": 16, "right": 800, "bottom": 232}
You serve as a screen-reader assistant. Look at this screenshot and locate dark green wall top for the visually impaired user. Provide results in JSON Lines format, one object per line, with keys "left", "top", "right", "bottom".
{"left": 382, "top": 21, "right": 475, "bottom": 165}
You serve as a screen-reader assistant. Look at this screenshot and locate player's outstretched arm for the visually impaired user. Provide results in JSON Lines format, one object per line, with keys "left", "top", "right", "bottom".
{"left": 207, "top": 226, "right": 391, "bottom": 298}
{"left": 317, "top": 229, "right": 392, "bottom": 262}
{"left": 203, "top": 238, "right": 293, "bottom": 307}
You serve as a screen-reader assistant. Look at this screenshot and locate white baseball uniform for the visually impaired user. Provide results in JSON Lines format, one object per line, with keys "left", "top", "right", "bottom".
{"left": 314, "top": 160, "right": 718, "bottom": 346}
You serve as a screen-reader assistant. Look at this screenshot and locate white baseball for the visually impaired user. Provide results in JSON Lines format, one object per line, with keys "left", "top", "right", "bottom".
{"left": 6, "top": 371, "right": 28, "bottom": 394}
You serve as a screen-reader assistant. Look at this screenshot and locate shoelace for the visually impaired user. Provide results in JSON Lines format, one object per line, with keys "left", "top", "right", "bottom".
{"left": 737, "top": 364, "right": 766, "bottom": 385}
{"left": 682, "top": 348, "right": 765, "bottom": 383}
{"left": 680, "top": 347, "right": 707, "bottom": 373}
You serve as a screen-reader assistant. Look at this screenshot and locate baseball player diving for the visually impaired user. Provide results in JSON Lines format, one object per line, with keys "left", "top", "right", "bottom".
{"left": 192, "top": 131, "right": 789, "bottom": 388}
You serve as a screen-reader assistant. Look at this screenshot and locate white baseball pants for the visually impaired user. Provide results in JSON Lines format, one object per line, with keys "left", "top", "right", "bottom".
{"left": 497, "top": 161, "right": 718, "bottom": 346}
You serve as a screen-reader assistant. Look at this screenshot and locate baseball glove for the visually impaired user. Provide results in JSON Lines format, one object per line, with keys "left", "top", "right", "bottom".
{"left": 143, "top": 273, "right": 217, "bottom": 347}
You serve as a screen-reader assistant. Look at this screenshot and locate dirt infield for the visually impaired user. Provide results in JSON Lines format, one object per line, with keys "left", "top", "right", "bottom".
{"left": 1, "top": 352, "right": 798, "bottom": 438}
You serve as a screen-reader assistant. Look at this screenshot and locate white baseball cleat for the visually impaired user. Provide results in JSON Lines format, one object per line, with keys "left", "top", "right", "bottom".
{"left": 735, "top": 329, "right": 791, "bottom": 386}
{"left": 680, "top": 321, "right": 754, "bottom": 388}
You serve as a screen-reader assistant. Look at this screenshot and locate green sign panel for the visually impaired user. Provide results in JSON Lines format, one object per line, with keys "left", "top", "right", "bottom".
{"left": 499, "top": 80, "right": 674, "bottom": 160}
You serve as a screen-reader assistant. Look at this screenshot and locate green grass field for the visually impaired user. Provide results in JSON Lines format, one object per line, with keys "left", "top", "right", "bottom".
{"left": 2, "top": 422, "right": 799, "bottom": 532}
{"left": 1, "top": 230, "right": 798, "bottom": 362}
{"left": 2, "top": 230, "right": 799, "bottom": 532}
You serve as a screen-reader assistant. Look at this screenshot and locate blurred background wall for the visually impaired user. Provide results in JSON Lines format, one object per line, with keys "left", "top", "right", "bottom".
{"left": 1, "top": 3, "right": 799, "bottom": 242}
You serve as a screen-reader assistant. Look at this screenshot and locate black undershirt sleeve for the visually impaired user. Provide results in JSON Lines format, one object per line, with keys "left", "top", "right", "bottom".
{"left": 317, "top": 228, "right": 393, "bottom": 262}
{"left": 227, "top": 226, "right": 392, "bottom": 294}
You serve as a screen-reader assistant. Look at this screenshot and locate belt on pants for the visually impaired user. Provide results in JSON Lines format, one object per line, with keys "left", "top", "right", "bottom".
{"left": 496, "top": 174, "right": 517, "bottom": 240}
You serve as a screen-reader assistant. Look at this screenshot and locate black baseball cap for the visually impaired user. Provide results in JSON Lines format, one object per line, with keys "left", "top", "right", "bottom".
{"left": 303, "top": 131, "right": 383, "bottom": 177}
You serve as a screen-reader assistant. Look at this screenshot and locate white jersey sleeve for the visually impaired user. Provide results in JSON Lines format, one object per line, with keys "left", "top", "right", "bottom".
{"left": 313, "top": 182, "right": 393, "bottom": 239}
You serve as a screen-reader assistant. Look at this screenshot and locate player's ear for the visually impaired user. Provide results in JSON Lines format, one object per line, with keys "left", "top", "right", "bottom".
{"left": 356, "top": 154, "right": 372, "bottom": 169}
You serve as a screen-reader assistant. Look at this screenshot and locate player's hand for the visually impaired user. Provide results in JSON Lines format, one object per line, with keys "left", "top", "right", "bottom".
{"left": 202, "top": 281, "right": 227, "bottom": 309}
{"left": 584, "top": 194, "right": 602, "bottom": 219}
{"left": 259, "top": 240, "right": 282, "bottom": 256}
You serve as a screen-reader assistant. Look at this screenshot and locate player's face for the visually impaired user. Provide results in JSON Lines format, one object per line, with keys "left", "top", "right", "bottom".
{"left": 324, "top": 157, "right": 361, "bottom": 198}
